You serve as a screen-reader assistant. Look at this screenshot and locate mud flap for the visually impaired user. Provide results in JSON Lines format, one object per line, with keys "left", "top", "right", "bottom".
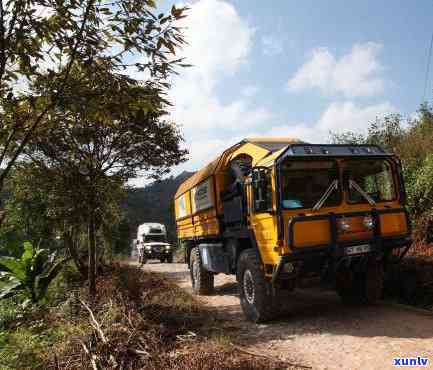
{"left": 199, "top": 243, "right": 230, "bottom": 273}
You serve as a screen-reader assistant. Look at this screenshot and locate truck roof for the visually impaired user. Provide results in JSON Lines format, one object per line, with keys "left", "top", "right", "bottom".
{"left": 137, "top": 223, "right": 166, "bottom": 235}
{"left": 175, "top": 137, "right": 302, "bottom": 198}
{"left": 175, "top": 138, "right": 391, "bottom": 198}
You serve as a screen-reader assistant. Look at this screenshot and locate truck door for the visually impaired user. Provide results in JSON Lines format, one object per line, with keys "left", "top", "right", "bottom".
{"left": 249, "top": 167, "right": 279, "bottom": 267}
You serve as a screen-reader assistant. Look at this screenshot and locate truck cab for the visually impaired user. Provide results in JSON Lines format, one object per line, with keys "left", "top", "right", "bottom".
{"left": 174, "top": 139, "right": 411, "bottom": 322}
{"left": 136, "top": 223, "right": 173, "bottom": 264}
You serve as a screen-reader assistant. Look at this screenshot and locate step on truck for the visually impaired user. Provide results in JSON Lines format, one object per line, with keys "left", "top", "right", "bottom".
{"left": 174, "top": 138, "right": 411, "bottom": 322}
{"left": 136, "top": 223, "right": 173, "bottom": 264}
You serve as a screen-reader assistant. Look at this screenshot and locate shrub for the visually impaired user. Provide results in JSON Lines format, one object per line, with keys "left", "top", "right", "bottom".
{"left": 0, "top": 242, "right": 65, "bottom": 303}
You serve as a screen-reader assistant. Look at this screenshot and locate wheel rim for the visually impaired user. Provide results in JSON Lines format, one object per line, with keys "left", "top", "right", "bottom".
{"left": 243, "top": 269, "right": 255, "bottom": 304}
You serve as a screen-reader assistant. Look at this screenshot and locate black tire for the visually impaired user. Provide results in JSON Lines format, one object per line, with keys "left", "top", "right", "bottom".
{"left": 190, "top": 247, "right": 214, "bottom": 295}
{"left": 337, "top": 260, "right": 383, "bottom": 304}
{"left": 166, "top": 254, "right": 173, "bottom": 263}
{"left": 237, "top": 249, "right": 278, "bottom": 323}
{"left": 336, "top": 265, "right": 356, "bottom": 304}
{"left": 363, "top": 260, "right": 384, "bottom": 303}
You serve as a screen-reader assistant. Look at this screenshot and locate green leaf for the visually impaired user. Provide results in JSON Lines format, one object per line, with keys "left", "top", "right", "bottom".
{"left": 0, "top": 279, "right": 22, "bottom": 299}
{"left": 32, "top": 248, "right": 49, "bottom": 277}
{"left": 21, "top": 242, "right": 34, "bottom": 268}
{"left": 35, "top": 259, "right": 65, "bottom": 300}
{"left": 0, "top": 257, "right": 25, "bottom": 282}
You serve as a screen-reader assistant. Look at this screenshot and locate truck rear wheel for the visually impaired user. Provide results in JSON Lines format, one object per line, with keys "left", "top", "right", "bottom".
{"left": 190, "top": 247, "right": 214, "bottom": 295}
{"left": 237, "top": 249, "right": 278, "bottom": 323}
{"left": 337, "top": 260, "right": 383, "bottom": 304}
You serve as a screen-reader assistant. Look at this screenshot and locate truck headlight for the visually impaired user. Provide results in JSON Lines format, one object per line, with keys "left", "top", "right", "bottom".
{"left": 145, "top": 245, "right": 151, "bottom": 250}
{"left": 338, "top": 218, "right": 351, "bottom": 232}
{"left": 363, "top": 216, "right": 375, "bottom": 230}
{"left": 165, "top": 245, "right": 171, "bottom": 251}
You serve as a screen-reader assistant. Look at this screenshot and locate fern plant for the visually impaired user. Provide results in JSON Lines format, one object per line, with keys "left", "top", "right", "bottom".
{"left": 0, "top": 242, "right": 64, "bottom": 303}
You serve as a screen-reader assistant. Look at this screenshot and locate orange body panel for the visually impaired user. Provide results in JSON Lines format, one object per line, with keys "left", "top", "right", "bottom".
{"left": 291, "top": 219, "right": 332, "bottom": 248}
{"left": 193, "top": 208, "right": 220, "bottom": 237}
{"left": 380, "top": 212, "right": 408, "bottom": 237}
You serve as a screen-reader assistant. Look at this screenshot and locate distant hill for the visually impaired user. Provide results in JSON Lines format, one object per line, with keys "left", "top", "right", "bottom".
{"left": 123, "top": 171, "right": 194, "bottom": 244}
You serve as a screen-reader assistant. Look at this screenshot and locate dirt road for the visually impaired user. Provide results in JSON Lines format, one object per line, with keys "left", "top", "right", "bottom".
{"left": 141, "top": 261, "right": 433, "bottom": 370}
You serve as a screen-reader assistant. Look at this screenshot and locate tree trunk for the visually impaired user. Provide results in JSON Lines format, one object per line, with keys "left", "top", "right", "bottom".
{"left": 88, "top": 210, "right": 96, "bottom": 301}
{"left": 64, "top": 229, "right": 87, "bottom": 279}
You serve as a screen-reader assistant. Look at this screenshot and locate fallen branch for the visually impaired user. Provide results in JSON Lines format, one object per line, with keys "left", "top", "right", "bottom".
{"left": 176, "top": 331, "right": 197, "bottom": 342}
{"left": 79, "top": 340, "right": 98, "bottom": 370}
{"left": 80, "top": 299, "right": 118, "bottom": 368}
{"left": 131, "top": 348, "right": 151, "bottom": 358}
{"left": 80, "top": 299, "right": 108, "bottom": 343}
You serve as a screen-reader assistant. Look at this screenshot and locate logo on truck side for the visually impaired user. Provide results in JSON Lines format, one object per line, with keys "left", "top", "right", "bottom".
{"left": 192, "top": 178, "right": 213, "bottom": 212}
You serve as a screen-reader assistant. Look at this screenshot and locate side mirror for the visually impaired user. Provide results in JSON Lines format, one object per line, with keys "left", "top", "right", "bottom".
{"left": 252, "top": 167, "right": 272, "bottom": 212}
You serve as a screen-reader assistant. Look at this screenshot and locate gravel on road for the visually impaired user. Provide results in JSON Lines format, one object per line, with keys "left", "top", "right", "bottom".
{"left": 141, "top": 261, "right": 433, "bottom": 370}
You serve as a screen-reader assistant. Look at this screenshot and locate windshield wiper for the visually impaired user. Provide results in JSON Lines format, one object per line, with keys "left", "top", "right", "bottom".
{"left": 313, "top": 179, "right": 339, "bottom": 211}
{"left": 349, "top": 179, "right": 376, "bottom": 206}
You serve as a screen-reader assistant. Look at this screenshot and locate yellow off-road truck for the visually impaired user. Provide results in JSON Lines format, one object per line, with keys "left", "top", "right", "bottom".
{"left": 174, "top": 138, "right": 411, "bottom": 322}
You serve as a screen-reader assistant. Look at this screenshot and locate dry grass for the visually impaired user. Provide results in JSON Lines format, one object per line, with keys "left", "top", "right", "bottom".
{"left": 46, "top": 264, "right": 291, "bottom": 370}
{"left": 407, "top": 241, "right": 433, "bottom": 258}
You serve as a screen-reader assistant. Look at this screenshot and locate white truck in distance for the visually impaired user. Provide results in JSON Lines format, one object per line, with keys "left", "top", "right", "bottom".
{"left": 136, "top": 223, "right": 173, "bottom": 264}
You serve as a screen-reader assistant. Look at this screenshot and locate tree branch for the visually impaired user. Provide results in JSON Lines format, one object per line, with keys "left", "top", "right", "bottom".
{"left": 0, "top": 0, "right": 95, "bottom": 189}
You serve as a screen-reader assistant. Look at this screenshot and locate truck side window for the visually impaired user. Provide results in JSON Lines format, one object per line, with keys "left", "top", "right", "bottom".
{"left": 252, "top": 168, "right": 273, "bottom": 212}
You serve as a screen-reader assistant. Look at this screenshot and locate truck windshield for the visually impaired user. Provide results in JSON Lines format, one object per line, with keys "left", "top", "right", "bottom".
{"left": 280, "top": 160, "right": 339, "bottom": 209}
{"left": 344, "top": 159, "right": 395, "bottom": 203}
{"left": 143, "top": 235, "right": 166, "bottom": 243}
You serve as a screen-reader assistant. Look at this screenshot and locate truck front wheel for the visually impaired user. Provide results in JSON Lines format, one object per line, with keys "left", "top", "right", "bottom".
{"left": 237, "top": 249, "right": 278, "bottom": 323}
{"left": 336, "top": 260, "right": 383, "bottom": 304}
{"left": 190, "top": 247, "right": 214, "bottom": 295}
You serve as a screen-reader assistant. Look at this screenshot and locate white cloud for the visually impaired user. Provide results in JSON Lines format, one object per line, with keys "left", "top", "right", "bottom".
{"left": 129, "top": 7, "right": 396, "bottom": 187}
{"left": 287, "top": 42, "right": 385, "bottom": 97}
{"left": 261, "top": 101, "right": 396, "bottom": 143}
{"left": 241, "top": 85, "right": 259, "bottom": 98}
{"left": 169, "top": 0, "right": 272, "bottom": 154}
{"left": 261, "top": 35, "right": 283, "bottom": 56}
{"left": 177, "top": 0, "right": 252, "bottom": 82}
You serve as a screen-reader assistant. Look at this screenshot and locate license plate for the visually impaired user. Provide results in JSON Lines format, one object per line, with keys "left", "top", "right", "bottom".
{"left": 345, "top": 244, "right": 371, "bottom": 255}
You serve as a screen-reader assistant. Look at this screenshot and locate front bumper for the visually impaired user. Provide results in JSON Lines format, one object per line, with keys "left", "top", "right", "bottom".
{"left": 143, "top": 249, "right": 172, "bottom": 259}
{"left": 272, "top": 207, "right": 412, "bottom": 283}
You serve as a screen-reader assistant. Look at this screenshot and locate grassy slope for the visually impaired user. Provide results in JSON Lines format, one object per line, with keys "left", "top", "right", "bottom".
{"left": 0, "top": 263, "right": 293, "bottom": 370}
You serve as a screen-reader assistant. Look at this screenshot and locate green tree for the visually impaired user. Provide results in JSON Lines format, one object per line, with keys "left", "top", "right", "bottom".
{"left": 23, "top": 65, "right": 187, "bottom": 298}
{"left": 0, "top": 0, "right": 187, "bottom": 203}
{"left": 1, "top": 162, "right": 116, "bottom": 278}
{"left": 2, "top": 164, "right": 58, "bottom": 247}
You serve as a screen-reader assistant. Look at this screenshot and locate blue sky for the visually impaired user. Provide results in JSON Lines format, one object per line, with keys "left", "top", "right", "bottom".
{"left": 133, "top": 0, "right": 433, "bottom": 185}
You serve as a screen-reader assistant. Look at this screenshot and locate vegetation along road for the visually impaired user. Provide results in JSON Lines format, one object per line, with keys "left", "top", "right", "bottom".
{"left": 141, "top": 261, "right": 433, "bottom": 370}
